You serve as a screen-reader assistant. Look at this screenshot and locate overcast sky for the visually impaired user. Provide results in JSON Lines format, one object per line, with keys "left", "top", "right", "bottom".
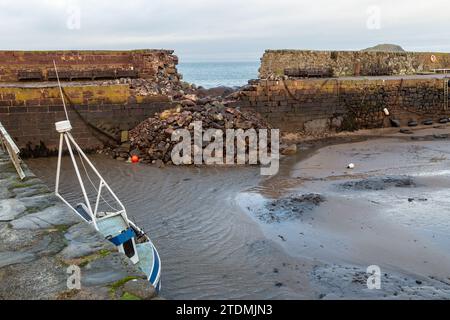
{"left": 0, "top": 0, "right": 449, "bottom": 62}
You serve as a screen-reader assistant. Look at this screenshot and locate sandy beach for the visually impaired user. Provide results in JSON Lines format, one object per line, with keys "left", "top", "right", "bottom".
{"left": 241, "top": 125, "right": 450, "bottom": 299}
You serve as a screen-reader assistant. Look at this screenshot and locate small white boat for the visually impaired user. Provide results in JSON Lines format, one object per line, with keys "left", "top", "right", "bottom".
{"left": 52, "top": 62, "right": 161, "bottom": 292}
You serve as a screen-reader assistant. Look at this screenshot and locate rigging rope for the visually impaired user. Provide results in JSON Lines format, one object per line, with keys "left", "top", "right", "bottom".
{"left": 75, "top": 147, "right": 120, "bottom": 212}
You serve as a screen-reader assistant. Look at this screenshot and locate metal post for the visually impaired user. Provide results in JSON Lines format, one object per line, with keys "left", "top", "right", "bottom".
{"left": 55, "top": 133, "right": 64, "bottom": 195}
{"left": 64, "top": 133, "right": 98, "bottom": 230}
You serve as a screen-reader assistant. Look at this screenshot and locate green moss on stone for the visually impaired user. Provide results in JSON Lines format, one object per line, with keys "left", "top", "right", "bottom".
{"left": 108, "top": 276, "right": 140, "bottom": 299}
{"left": 8, "top": 181, "right": 38, "bottom": 190}
{"left": 121, "top": 292, "right": 141, "bottom": 300}
{"left": 25, "top": 203, "right": 52, "bottom": 214}
{"left": 55, "top": 224, "right": 71, "bottom": 233}
{"left": 109, "top": 276, "right": 139, "bottom": 291}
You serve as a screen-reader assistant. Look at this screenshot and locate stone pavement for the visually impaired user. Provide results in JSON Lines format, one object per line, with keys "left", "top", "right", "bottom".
{"left": 0, "top": 150, "right": 157, "bottom": 300}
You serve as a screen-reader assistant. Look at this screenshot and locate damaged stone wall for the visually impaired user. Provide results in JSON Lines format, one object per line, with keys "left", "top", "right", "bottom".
{"left": 0, "top": 84, "right": 174, "bottom": 154}
{"left": 0, "top": 50, "right": 181, "bottom": 83}
{"left": 260, "top": 50, "right": 450, "bottom": 78}
{"left": 234, "top": 77, "right": 450, "bottom": 132}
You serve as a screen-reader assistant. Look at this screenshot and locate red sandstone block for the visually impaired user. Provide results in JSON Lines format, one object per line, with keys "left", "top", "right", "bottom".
{"left": 40, "top": 98, "right": 61, "bottom": 106}
{"left": 11, "top": 99, "right": 27, "bottom": 107}
{"left": 20, "top": 126, "right": 40, "bottom": 135}
{"left": 25, "top": 99, "right": 41, "bottom": 106}
{"left": 98, "top": 105, "right": 113, "bottom": 112}
{"left": 27, "top": 106, "right": 49, "bottom": 113}
{"left": 16, "top": 135, "right": 39, "bottom": 144}
{"left": 49, "top": 105, "right": 65, "bottom": 112}
{"left": 0, "top": 100, "right": 11, "bottom": 107}
{"left": 2, "top": 93, "right": 15, "bottom": 100}
{"left": 9, "top": 106, "right": 26, "bottom": 113}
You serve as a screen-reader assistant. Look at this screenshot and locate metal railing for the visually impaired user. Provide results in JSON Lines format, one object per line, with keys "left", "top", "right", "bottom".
{"left": 0, "top": 121, "right": 26, "bottom": 180}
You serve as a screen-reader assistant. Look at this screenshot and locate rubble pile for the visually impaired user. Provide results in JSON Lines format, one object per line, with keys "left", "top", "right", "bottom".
{"left": 101, "top": 77, "right": 192, "bottom": 97}
{"left": 102, "top": 77, "right": 239, "bottom": 100}
{"left": 111, "top": 98, "right": 273, "bottom": 165}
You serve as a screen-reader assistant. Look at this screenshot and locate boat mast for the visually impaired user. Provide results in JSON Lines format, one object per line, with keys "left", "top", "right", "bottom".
{"left": 53, "top": 61, "right": 128, "bottom": 231}
{"left": 53, "top": 61, "right": 99, "bottom": 230}
{"left": 53, "top": 60, "right": 70, "bottom": 121}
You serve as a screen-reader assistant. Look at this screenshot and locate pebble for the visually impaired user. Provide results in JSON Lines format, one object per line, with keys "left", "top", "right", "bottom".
{"left": 390, "top": 119, "right": 401, "bottom": 127}
{"left": 400, "top": 129, "right": 413, "bottom": 134}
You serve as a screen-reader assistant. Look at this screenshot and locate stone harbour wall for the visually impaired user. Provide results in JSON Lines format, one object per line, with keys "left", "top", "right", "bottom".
{"left": 260, "top": 50, "right": 450, "bottom": 78}
{"left": 0, "top": 84, "right": 174, "bottom": 155}
{"left": 0, "top": 50, "right": 180, "bottom": 83}
{"left": 235, "top": 77, "right": 450, "bottom": 132}
{"left": 0, "top": 151, "right": 158, "bottom": 300}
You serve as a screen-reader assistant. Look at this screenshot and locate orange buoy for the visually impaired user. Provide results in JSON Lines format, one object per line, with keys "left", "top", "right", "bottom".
{"left": 131, "top": 155, "right": 139, "bottom": 163}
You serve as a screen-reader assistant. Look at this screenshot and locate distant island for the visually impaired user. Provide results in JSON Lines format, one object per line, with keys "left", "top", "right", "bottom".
{"left": 362, "top": 43, "right": 405, "bottom": 52}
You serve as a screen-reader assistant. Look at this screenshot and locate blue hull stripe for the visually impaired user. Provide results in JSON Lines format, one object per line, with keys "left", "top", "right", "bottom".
{"left": 149, "top": 247, "right": 160, "bottom": 284}
{"left": 109, "top": 228, "right": 135, "bottom": 246}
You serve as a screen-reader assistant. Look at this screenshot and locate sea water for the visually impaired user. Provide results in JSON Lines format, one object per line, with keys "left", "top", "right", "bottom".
{"left": 177, "top": 61, "right": 259, "bottom": 89}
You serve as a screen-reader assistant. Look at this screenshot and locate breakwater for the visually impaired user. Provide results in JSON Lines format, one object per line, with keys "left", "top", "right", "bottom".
{"left": 1, "top": 48, "right": 450, "bottom": 155}
{"left": 234, "top": 75, "right": 450, "bottom": 132}
{"left": 0, "top": 50, "right": 180, "bottom": 83}
{"left": 0, "top": 82, "right": 173, "bottom": 155}
{"left": 259, "top": 49, "right": 450, "bottom": 78}
{"left": 0, "top": 49, "right": 182, "bottom": 154}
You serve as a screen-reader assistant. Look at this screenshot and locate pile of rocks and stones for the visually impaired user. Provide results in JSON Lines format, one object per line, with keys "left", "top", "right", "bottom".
{"left": 97, "top": 78, "right": 298, "bottom": 165}
{"left": 109, "top": 96, "right": 273, "bottom": 166}
{"left": 102, "top": 76, "right": 240, "bottom": 100}
{"left": 101, "top": 77, "right": 187, "bottom": 97}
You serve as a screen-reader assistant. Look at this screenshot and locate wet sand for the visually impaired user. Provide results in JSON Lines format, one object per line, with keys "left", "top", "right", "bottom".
{"left": 27, "top": 125, "right": 450, "bottom": 299}
{"left": 243, "top": 126, "right": 450, "bottom": 298}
